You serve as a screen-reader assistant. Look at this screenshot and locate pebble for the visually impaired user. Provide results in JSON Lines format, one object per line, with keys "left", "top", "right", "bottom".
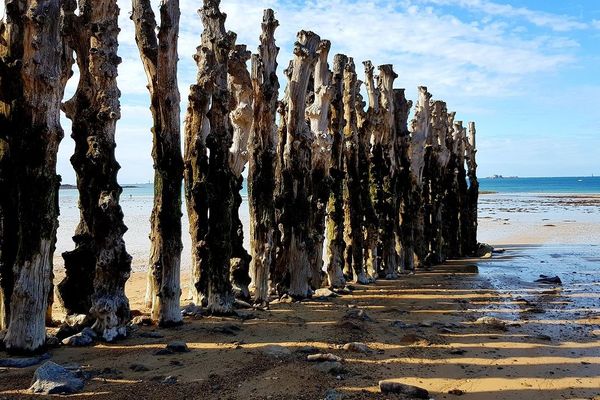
{"left": 307, "top": 353, "right": 343, "bottom": 362}
{"left": 30, "top": 361, "right": 84, "bottom": 395}
{"left": 166, "top": 341, "right": 190, "bottom": 353}
{"left": 342, "top": 342, "right": 372, "bottom": 354}
{"left": 314, "top": 361, "right": 344, "bottom": 374}
{"left": 261, "top": 345, "right": 292, "bottom": 358}
{"left": 379, "top": 380, "right": 429, "bottom": 398}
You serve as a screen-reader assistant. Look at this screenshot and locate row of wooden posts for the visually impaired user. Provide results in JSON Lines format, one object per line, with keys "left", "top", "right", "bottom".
{"left": 0, "top": 0, "right": 479, "bottom": 354}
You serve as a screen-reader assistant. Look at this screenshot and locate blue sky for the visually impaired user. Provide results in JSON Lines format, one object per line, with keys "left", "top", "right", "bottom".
{"left": 3, "top": 0, "right": 600, "bottom": 181}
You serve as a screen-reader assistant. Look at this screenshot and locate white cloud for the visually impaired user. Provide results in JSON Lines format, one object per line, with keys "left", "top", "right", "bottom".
{"left": 420, "top": 0, "right": 590, "bottom": 32}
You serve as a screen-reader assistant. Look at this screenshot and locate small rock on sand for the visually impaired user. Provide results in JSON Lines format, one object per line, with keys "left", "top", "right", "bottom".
{"left": 132, "top": 315, "right": 154, "bottom": 326}
{"left": 261, "top": 345, "right": 292, "bottom": 358}
{"left": 313, "top": 288, "right": 338, "bottom": 298}
{"left": 30, "top": 361, "right": 84, "bottom": 395}
{"left": 535, "top": 275, "right": 562, "bottom": 285}
{"left": 342, "top": 342, "right": 372, "bottom": 354}
{"left": 307, "top": 353, "right": 343, "bottom": 362}
{"left": 62, "top": 328, "right": 96, "bottom": 347}
{"left": 162, "top": 376, "right": 177, "bottom": 384}
{"left": 473, "top": 317, "right": 507, "bottom": 331}
{"left": 379, "top": 380, "right": 429, "bottom": 398}
{"left": 314, "top": 361, "right": 344, "bottom": 374}
{"left": 166, "top": 341, "right": 189, "bottom": 353}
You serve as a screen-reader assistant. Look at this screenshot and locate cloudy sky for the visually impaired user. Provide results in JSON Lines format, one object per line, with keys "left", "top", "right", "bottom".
{"left": 4, "top": 0, "right": 600, "bottom": 181}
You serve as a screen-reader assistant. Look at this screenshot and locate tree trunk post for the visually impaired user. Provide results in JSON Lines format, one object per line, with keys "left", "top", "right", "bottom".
{"left": 228, "top": 44, "right": 253, "bottom": 301}
{"left": 409, "top": 86, "right": 432, "bottom": 268}
{"left": 342, "top": 59, "right": 368, "bottom": 284}
{"left": 132, "top": 0, "right": 183, "bottom": 326}
{"left": 431, "top": 101, "right": 452, "bottom": 263}
{"left": 186, "top": 0, "right": 237, "bottom": 314}
{"left": 364, "top": 63, "right": 398, "bottom": 279}
{"left": 324, "top": 54, "right": 347, "bottom": 288}
{"left": 392, "top": 89, "right": 413, "bottom": 272}
{"left": 465, "top": 121, "right": 479, "bottom": 255}
{"left": 1, "top": 0, "right": 71, "bottom": 353}
{"left": 307, "top": 40, "right": 333, "bottom": 290}
{"left": 248, "top": 9, "right": 279, "bottom": 305}
{"left": 276, "top": 30, "right": 320, "bottom": 298}
{"left": 61, "top": 0, "right": 132, "bottom": 341}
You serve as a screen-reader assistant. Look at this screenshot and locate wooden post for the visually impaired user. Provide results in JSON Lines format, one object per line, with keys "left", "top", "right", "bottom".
{"left": 248, "top": 9, "right": 279, "bottom": 305}
{"left": 132, "top": 0, "right": 183, "bottom": 326}
{"left": 61, "top": 0, "right": 132, "bottom": 341}
{"left": 185, "top": 0, "right": 238, "bottom": 314}
{"left": 342, "top": 59, "right": 369, "bottom": 284}
{"left": 465, "top": 122, "right": 479, "bottom": 255}
{"left": 1, "top": 0, "right": 71, "bottom": 353}
{"left": 228, "top": 44, "right": 253, "bottom": 301}
{"left": 409, "top": 86, "right": 432, "bottom": 268}
{"left": 324, "top": 54, "right": 347, "bottom": 288}
{"left": 276, "top": 30, "right": 320, "bottom": 298}
{"left": 393, "top": 89, "right": 413, "bottom": 272}
{"left": 307, "top": 40, "right": 333, "bottom": 289}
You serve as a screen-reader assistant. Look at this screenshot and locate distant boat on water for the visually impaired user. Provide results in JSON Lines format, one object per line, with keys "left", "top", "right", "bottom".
{"left": 486, "top": 174, "right": 519, "bottom": 179}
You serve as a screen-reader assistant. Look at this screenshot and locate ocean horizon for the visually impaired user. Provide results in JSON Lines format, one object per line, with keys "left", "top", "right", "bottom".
{"left": 59, "top": 175, "right": 600, "bottom": 197}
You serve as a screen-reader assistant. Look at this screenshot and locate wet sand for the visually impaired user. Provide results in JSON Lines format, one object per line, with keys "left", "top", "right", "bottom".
{"left": 1, "top": 193, "right": 598, "bottom": 399}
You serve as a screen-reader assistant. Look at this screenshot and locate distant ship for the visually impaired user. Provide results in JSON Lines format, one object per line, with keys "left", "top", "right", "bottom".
{"left": 487, "top": 174, "right": 519, "bottom": 179}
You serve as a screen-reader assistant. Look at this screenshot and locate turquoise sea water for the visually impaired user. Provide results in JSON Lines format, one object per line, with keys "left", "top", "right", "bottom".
{"left": 479, "top": 176, "right": 600, "bottom": 194}
{"left": 59, "top": 176, "right": 600, "bottom": 199}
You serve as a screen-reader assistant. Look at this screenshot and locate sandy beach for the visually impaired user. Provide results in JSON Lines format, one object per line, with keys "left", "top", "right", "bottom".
{"left": 1, "top": 193, "right": 599, "bottom": 399}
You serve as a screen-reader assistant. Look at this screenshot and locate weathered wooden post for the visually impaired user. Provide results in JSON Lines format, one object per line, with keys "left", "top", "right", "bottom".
{"left": 393, "top": 89, "right": 413, "bottom": 272}
{"left": 276, "top": 30, "right": 320, "bottom": 298}
{"left": 228, "top": 44, "right": 253, "bottom": 300}
{"left": 248, "top": 9, "right": 279, "bottom": 305}
{"left": 60, "top": 0, "right": 132, "bottom": 341}
{"left": 324, "top": 54, "right": 347, "bottom": 288}
{"left": 365, "top": 62, "right": 399, "bottom": 279}
{"left": 1, "top": 0, "right": 71, "bottom": 353}
{"left": 132, "top": 0, "right": 183, "bottom": 326}
{"left": 409, "top": 86, "right": 432, "bottom": 268}
{"left": 465, "top": 121, "right": 479, "bottom": 255}
{"left": 307, "top": 40, "right": 334, "bottom": 289}
{"left": 342, "top": 59, "right": 369, "bottom": 284}
{"left": 185, "top": 0, "right": 238, "bottom": 313}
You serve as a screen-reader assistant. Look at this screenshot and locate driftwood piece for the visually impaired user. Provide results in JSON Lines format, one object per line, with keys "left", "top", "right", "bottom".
{"left": 132, "top": 0, "right": 183, "bottom": 326}
{"left": 276, "top": 30, "right": 320, "bottom": 298}
{"left": 324, "top": 54, "right": 347, "bottom": 288}
{"left": 248, "top": 9, "right": 279, "bottom": 305}
{"left": 228, "top": 44, "right": 253, "bottom": 301}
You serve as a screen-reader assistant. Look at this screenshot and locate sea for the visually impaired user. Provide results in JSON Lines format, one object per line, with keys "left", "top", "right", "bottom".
{"left": 55, "top": 176, "right": 600, "bottom": 271}
{"left": 58, "top": 176, "right": 600, "bottom": 200}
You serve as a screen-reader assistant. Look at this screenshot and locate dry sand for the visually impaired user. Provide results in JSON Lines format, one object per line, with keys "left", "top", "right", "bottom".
{"left": 0, "top": 194, "right": 599, "bottom": 399}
